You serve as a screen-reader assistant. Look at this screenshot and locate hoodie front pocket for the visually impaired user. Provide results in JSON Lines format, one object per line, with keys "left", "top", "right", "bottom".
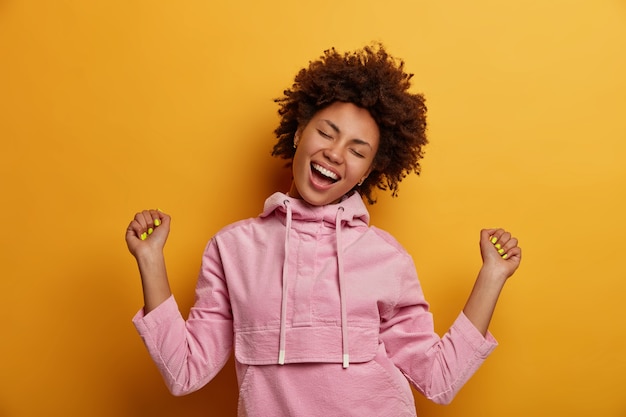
{"left": 235, "top": 323, "right": 379, "bottom": 365}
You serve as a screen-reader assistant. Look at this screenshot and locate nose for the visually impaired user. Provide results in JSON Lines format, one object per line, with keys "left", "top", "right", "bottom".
{"left": 323, "top": 143, "right": 344, "bottom": 165}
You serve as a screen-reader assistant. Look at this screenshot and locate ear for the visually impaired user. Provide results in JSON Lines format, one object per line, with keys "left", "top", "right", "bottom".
{"left": 359, "top": 167, "right": 373, "bottom": 186}
{"left": 293, "top": 129, "right": 301, "bottom": 148}
{"left": 358, "top": 176, "right": 367, "bottom": 186}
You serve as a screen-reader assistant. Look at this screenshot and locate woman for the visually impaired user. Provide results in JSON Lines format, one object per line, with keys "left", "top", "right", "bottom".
{"left": 126, "top": 44, "right": 521, "bottom": 416}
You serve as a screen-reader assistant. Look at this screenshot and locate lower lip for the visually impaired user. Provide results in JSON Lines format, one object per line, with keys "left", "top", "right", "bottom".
{"left": 309, "top": 168, "right": 337, "bottom": 191}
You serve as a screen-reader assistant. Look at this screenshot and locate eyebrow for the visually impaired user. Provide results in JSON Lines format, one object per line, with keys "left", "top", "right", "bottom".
{"left": 321, "top": 119, "right": 373, "bottom": 149}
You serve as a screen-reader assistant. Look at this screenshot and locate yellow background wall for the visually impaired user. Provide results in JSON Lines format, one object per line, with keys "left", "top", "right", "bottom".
{"left": 1, "top": 1, "right": 625, "bottom": 416}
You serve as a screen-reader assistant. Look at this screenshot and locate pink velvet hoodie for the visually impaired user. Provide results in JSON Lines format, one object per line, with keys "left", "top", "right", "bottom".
{"left": 133, "top": 192, "right": 497, "bottom": 416}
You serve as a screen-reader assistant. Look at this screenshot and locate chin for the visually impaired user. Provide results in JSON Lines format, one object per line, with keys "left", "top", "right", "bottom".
{"left": 291, "top": 180, "right": 351, "bottom": 207}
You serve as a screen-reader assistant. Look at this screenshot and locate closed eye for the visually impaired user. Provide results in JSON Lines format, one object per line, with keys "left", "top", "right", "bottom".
{"left": 318, "top": 129, "right": 332, "bottom": 139}
{"left": 350, "top": 149, "right": 365, "bottom": 158}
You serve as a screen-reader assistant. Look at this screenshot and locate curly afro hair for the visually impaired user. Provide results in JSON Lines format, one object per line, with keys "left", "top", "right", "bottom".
{"left": 271, "top": 43, "right": 428, "bottom": 204}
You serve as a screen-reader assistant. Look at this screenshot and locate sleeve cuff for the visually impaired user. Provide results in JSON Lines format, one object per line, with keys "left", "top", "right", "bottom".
{"left": 454, "top": 311, "right": 498, "bottom": 356}
{"left": 132, "top": 295, "right": 180, "bottom": 332}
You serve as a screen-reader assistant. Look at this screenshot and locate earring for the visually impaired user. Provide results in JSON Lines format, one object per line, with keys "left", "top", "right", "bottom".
{"left": 358, "top": 179, "right": 364, "bottom": 186}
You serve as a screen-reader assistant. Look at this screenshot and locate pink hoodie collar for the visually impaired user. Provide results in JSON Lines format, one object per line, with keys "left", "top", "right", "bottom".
{"left": 261, "top": 191, "right": 370, "bottom": 227}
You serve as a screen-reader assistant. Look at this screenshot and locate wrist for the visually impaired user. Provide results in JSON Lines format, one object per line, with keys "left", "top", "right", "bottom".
{"left": 477, "top": 265, "right": 508, "bottom": 287}
{"left": 134, "top": 249, "right": 166, "bottom": 273}
{"left": 134, "top": 245, "right": 163, "bottom": 261}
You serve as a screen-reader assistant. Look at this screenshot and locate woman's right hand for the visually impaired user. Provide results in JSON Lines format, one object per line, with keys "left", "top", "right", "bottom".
{"left": 125, "top": 209, "right": 173, "bottom": 312}
{"left": 125, "top": 209, "right": 171, "bottom": 259}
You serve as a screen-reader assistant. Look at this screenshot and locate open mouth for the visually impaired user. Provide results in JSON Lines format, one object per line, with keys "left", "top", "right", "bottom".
{"left": 311, "top": 163, "right": 339, "bottom": 185}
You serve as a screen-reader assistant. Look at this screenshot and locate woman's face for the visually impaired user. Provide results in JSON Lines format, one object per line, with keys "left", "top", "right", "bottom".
{"left": 289, "top": 102, "right": 380, "bottom": 206}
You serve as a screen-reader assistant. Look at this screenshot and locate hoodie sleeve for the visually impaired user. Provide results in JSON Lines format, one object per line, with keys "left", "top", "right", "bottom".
{"left": 379, "top": 254, "right": 498, "bottom": 405}
{"left": 132, "top": 238, "right": 233, "bottom": 396}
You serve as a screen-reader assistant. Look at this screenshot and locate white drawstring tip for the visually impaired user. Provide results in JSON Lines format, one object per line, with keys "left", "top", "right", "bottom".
{"left": 278, "top": 350, "right": 285, "bottom": 365}
{"left": 343, "top": 354, "right": 349, "bottom": 369}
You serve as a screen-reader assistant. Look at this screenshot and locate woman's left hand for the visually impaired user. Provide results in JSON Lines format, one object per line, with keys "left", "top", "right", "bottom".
{"left": 479, "top": 228, "right": 522, "bottom": 281}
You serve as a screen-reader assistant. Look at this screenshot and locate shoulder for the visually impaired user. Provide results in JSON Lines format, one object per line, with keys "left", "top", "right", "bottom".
{"left": 367, "top": 225, "right": 411, "bottom": 257}
{"left": 202, "top": 215, "right": 279, "bottom": 261}
{"left": 212, "top": 213, "right": 282, "bottom": 243}
{"left": 216, "top": 217, "right": 260, "bottom": 235}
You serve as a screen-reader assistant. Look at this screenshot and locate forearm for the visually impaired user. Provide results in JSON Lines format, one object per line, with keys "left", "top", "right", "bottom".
{"left": 463, "top": 228, "right": 521, "bottom": 336}
{"left": 126, "top": 209, "right": 173, "bottom": 313}
{"left": 462, "top": 267, "right": 506, "bottom": 337}
{"left": 136, "top": 251, "right": 172, "bottom": 313}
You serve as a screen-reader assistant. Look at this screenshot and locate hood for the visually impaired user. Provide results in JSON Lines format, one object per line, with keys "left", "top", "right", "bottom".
{"left": 261, "top": 191, "right": 370, "bottom": 228}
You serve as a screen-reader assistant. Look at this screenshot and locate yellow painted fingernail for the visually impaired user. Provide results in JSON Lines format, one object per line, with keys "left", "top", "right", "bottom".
{"left": 502, "top": 253, "right": 509, "bottom": 260}
{"left": 148, "top": 227, "right": 154, "bottom": 235}
{"left": 495, "top": 243, "right": 501, "bottom": 250}
{"left": 154, "top": 219, "right": 161, "bottom": 227}
{"left": 490, "top": 236, "right": 498, "bottom": 244}
{"left": 140, "top": 232, "right": 148, "bottom": 241}
{"left": 498, "top": 248, "right": 505, "bottom": 255}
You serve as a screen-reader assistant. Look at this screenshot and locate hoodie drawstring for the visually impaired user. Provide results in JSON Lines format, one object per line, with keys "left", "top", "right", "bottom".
{"left": 277, "top": 201, "right": 349, "bottom": 368}
{"left": 278, "top": 200, "right": 292, "bottom": 365}
{"left": 335, "top": 207, "right": 350, "bottom": 368}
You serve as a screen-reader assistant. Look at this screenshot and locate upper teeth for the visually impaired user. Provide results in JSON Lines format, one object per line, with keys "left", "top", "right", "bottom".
{"left": 312, "top": 163, "right": 338, "bottom": 180}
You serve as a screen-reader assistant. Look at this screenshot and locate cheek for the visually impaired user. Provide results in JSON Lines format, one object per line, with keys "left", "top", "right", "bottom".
{"left": 291, "top": 150, "right": 308, "bottom": 178}
{"left": 360, "top": 155, "right": 376, "bottom": 175}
